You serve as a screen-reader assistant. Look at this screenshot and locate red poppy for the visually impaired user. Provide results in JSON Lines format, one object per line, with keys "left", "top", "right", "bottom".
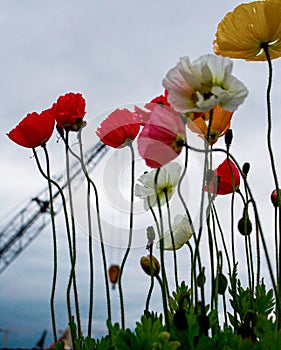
{"left": 134, "top": 89, "right": 171, "bottom": 125}
{"left": 7, "top": 108, "right": 55, "bottom": 148}
{"left": 138, "top": 104, "right": 186, "bottom": 168}
{"left": 96, "top": 108, "right": 140, "bottom": 148}
{"left": 206, "top": 158, "right": 240, "bottom": 195}
{"left": 53, "top": 92, "right": 86, "bottom": 130}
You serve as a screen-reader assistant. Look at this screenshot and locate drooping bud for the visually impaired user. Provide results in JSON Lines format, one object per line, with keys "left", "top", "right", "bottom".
{"left": 242, "top": 162, "right": 250, "bottom": 177}
{"left": 271, "top": 189, "right": 281, "bottom": 208}
{"left": 140, "top": 255, "right": 160, "bottom": 276}
{"left": 238, "top": 212, "right": 252, "bottom": 236}
{"left": 196, "top": 268, "right": 206, "bottom": 288}
{"left": 217, "top": 273, "right": 228, "bottom": 295}
{"left": 224, "top": 128, "right": 233, "bottom": 148}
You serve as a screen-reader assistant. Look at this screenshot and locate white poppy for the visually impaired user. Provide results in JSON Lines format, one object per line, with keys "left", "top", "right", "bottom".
{"left": 162, "top": 54, "right": 248, "bottom": 113}
{"left": 157, "top": 214, "right": 193, "bottom": 250}
{"left": 135, "top": 162, "right": 182, "bottom": 211}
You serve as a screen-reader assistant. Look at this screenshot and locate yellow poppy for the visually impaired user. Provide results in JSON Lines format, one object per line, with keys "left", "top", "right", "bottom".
{"left": 188, "top": 105, "right": 233, "bottom": 145}
{"left": 214, "top": 1, "right": 281, "bottom": 61}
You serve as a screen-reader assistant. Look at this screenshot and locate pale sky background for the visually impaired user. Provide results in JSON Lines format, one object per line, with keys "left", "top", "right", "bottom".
{"left": 1, "top": 0, "right": 281, "bottom": 347}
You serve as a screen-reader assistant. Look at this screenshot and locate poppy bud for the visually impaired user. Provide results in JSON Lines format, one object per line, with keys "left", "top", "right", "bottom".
{"left": 140, "top": 255, "right": 160, "bottom": 276}
{"left": 242, "top": 162, "right": 250, "bottom": 177}
{"left": 196, "top": 270, "right": 206, "bottom": 288}
{"left": 217, "top": 273, "right": 228, "bottom": 295}
{"left": 224, "top": 128, "right": 233, "bottom": 147}
{"left": 238, "top": 214, "right": 252, "bottom": 236}
{"left": 271, "top": 189, "right": 281, "bottom": 208}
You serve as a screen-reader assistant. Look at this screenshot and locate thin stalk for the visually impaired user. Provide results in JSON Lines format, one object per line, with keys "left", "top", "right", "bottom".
{"left": 178, "top": 144, "right": 198, "bottom": 305}
{"left": 117, "top": 143, "right": 135, "bottom": 330}
{"left": 262, "top": 44, "right": 281, "bottom": 326}
{"left": 145, "top": 244, "right": 155, "bottom": 312}
{"left": 65, "top": 131, "right": 81, "bottom": 336}
{"left": 76, "top": 131, "right": 112, "bottom": 325}
{"left": 34, "top": 146, "right": 57, "bottom": 342}
{"left": 154, "top": 169, "right": 170, "bottom": 331}
{"left": 33, "top": 148, "right": 75, "bottom": 346}
{"left": 164, "top": 190, "right": 179, "bottom": 289}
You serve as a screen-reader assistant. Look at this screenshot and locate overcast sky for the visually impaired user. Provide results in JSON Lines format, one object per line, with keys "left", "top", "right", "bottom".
{"left": 1, "top": 0, "right": 281, "bottom": 347}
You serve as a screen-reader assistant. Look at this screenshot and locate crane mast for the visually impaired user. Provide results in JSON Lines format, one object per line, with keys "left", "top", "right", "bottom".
{"left": 0, "top": 142, "right": 108, "bottom": 274}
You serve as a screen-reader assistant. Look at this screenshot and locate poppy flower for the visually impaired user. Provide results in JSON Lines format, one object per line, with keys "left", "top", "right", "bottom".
{"left": 137, "top": 104, "right": 186, "bottom": 168}
{"left": 162, "top": 54, "right": 248, "bottom": 113}
{"left": 206, "top": 158, "right": 240, "bottom": 195}
{"left": 134, "top": 89, "right": 170, "bottom": 125}
{"left": 53, "top": 92, "right": 86, "bottom": 130}
{"left": 157, "top": 214, "right": 193, "bottom": 251}
{"left": 7, "top": 108, "right": 55, "bottom": 148}
{"left": 188, "top": 105, "right": 233, "bottom": 145}
{"left": 214, "top": 1, "right": 281, "bottom": 61}
{"left": 96, "top": 108, "right": 140, "bottom": 148}
{"left": 135, "top": 162, "right": 182, "bottom": 210}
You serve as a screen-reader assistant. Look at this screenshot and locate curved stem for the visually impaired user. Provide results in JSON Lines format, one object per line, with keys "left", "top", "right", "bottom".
{"left": 64, "top": 132, "right": 112, "bottom": 325}
{"left": 145, "top": 244, "right": 155, "bottom": 312}
{"left": 76, "top": 133, "right": 95, "bottom": 337}
{"left": 118, "top": 143, "right": 135, "bottom": 330}
{"left": 154, "top": 169, "right": 170, "bottom": 331}
{"left": 187, "top": 145, "right": 280, "bottom": 321}
{"left": 262, "top": 44, "right": 281, "bottom": 326}
{"left": 32, "top": 147, "right": 75, "bottom": 343}
{"left": 65, "top": 131, "right": 81, "bottom": 337}
{"left": 34, "top": 146, "right": 57, "bottom": 342}
{"left": 164, "top": 190, "right": 179, "bottom": 289}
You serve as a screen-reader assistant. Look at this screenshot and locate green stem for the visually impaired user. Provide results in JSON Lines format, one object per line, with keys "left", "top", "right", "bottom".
{"left": 65, "top": 131, "right": 81, "bottom": 337}
{"left": 262, "top": 44, "right": 281, "bottom": 326}
{"left": 118, "top": 143, "right": 135, "bottom": 330}
{"left": 154, "top": 169, "right": 170, "bottom": 331}
{"left": 34, "top": 146, "right": 57, "bottom": 342}
{"left": 178, "top": 144, "right": 198, "bottom": 304}
{"left": 32, "top": 147, "right": 75, "bottom": 345}
{"left": 164, "top": 190, "right": 179, "bottom": 289}
{"left": 145, "top": 244, "right": 155, "bottom": 312}
{"left": 75, "top": 131, "right": 112, "bottom": 325}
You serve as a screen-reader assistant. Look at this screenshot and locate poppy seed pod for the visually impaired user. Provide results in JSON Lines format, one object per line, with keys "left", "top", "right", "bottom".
{"left": 140, "top": 255, "right": 160, "bottom": 276}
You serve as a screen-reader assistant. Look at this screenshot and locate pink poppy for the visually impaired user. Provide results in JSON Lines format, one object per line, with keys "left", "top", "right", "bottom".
{"left": 138, "top": 104, "right": 186, "bottom": 168}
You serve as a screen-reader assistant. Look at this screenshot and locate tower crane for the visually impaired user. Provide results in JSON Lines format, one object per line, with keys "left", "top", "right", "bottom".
{"left": 0, "top": 142, "right": 108, "bottom": 275}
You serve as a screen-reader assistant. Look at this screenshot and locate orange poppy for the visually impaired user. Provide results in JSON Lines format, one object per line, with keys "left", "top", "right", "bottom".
{"left": 188, "top": 105, "right": 233, "bottom": 145}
